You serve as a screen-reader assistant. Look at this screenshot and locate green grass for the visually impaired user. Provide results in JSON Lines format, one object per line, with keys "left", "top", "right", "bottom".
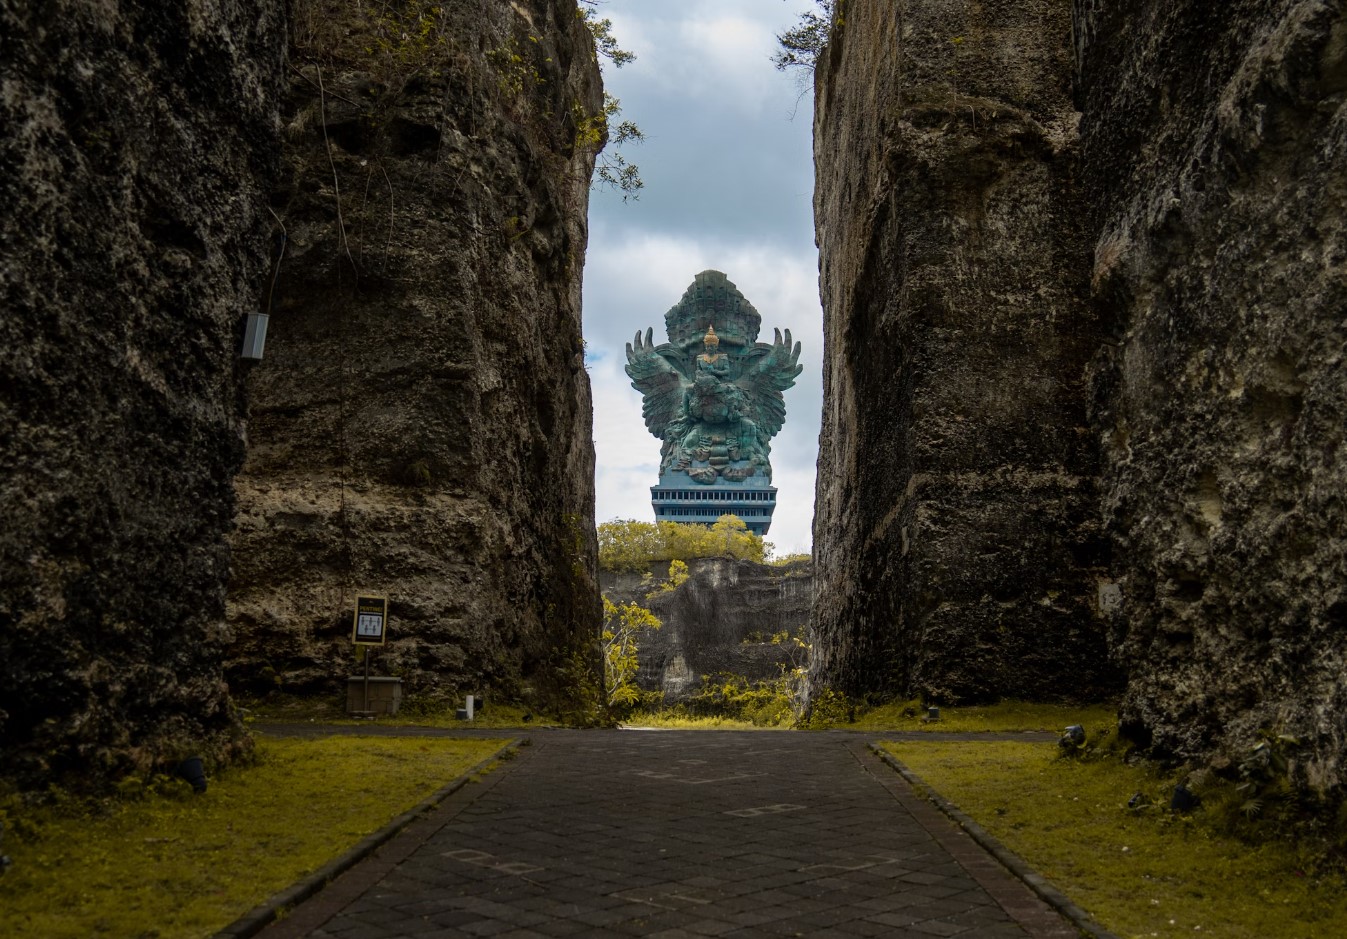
{"left": 839, "top": 698, "right": 1118, "bottom": 733}
{"left": 881, "top": 740, "right": 1347, "bottom": 939}
{"left": 241, "top": 693, "right": 561, "bottom": 729}
{"left": 0, "top": 734, "right": 509, "bottom": 939}
{"left": 623, "top": 697, "right": 1116, "bottom": 733}
{"left": 621, "top": 711, "right": 779, "bottom": 730}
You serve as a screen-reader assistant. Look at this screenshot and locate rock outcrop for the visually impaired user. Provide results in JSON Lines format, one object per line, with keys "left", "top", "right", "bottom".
{"left": 810, "top": 0, "right": 1118, "bottom": 704}
{"left": 813, "top": 0, "right": 1347, "bottom": 795}
{"left": 1077, "top": 1, "right": 1347, "bottom": 788}
{"left": 0, "top": 0, "right": 286, "bottom": 785}
{"left": 226, "top": 0, "right": 603, "bottom": 711}
{"left": 602, "top": 559, "right": 813, "bottom": 701}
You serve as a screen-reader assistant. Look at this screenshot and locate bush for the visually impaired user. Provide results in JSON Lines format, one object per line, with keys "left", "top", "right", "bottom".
{"left": 598, "top": 516, "right": 765, "bottom": 572}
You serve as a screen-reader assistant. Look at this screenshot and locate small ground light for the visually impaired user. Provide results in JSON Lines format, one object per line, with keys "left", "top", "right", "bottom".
{"left": 241, "top": 312, "right": 269, "bottom": 360}
{"left": 1171, "top": 783, "right": 1200, "bottom": 812}
{"left": 926, "top": 706, "right": 940, "bottom": 721}
{"left": 176, "top": 756, "right": 208, "bottom": 794}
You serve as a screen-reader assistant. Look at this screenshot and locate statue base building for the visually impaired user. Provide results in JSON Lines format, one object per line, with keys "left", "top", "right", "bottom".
{"left": 651, "top": 471, "right": 777, "bottom": 536}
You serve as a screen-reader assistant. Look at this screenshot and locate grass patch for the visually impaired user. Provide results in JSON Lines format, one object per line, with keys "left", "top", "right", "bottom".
{"left": 0, "top": 734, "right": 509, "bottom": 939}
{"left": 834, "top": 698, "right": 1118, "bottom": 733}
{"left": 621, "top": 711, "right": 780, "bottom": 730}
{"left": 881, "top": 740, "right": 1347, "bottom": 939}
{"left": 623, "top": 697, "right": 1116, "bottom": 733}
{"left": 382, "top": 701, "right": 561, "bottom": 730}
{"left": 241, "top": 693, "right": 561, "bottom": 729}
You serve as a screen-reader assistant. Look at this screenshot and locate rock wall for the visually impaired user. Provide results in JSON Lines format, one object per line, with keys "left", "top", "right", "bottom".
{"left": 810, "top": 0, "right": 1118, "bottom": 704}
{"left": 813, "top": 0, "right": 1347, "bottom": 794}
{"left": 0, "top": 0, "right": 285, "bottom": 785}
{"left": 602, "top": 559, "right": 813, "bottom": 701}
{"left": 1077, "top": 0, "right": 1347, "bottom": 787}
{"left": 226, "top": 0, "right": 603, "bottom": 711}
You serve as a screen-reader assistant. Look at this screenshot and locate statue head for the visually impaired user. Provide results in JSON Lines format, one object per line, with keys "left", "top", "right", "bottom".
{"left": 664, "top": 271, "right": 762, "bottom": 352}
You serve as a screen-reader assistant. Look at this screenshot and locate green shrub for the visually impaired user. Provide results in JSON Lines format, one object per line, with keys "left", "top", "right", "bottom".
{"left": 598, "top": 516, "right": 765, "bottom": 571}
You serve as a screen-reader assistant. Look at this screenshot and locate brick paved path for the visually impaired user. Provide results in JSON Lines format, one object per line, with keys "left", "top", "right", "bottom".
{"left": 260, "top": 730, "right": 1076, "bottom": 939}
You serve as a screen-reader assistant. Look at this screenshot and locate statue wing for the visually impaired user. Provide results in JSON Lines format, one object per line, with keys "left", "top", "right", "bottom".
{"left": 735, "top": 328, "right": 803, "bottom": 440}
{"left": 625, "top": 327, "right": 687, "bottom": 438}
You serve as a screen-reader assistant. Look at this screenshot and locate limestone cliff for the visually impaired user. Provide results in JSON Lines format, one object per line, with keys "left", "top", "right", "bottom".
{"left": 601, "top": 559, "right": 813, "bottom": 702}
{"left": 813, "top": 0, "right": 1347, "bottom": 797}
{"left": 226, "top": 0, "right": 603, "bottom": 711}
{"left": 0, "top": 0, "right": 285, "bottom": 785}
{"left": 1077, "top": 0, "right": 1347, "bottom": 788}
{"left": 810, "top": 0, "right": 1118, "bottom": 704}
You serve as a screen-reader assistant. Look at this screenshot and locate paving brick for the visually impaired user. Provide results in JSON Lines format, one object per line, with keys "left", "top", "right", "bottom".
{"left": 323, "top": 922, "right": 394, "bottom": 939}
{"left": 908, "top": 920, "right": 970, "bottom": 937}
{"left": 255, "top": 731, "right": 1082, "bottom": 939}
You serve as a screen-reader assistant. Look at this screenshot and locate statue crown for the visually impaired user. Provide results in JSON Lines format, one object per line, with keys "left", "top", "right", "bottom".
{"left": 704, "top": 325, "right": 719, "bottom": 346}
{"left": 664, "top": 270, "right": 761, "bottom": 352}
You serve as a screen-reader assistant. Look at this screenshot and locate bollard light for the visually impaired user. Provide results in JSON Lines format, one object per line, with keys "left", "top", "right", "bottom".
{"left": 241, "top": 312, "right": 270, "bottom": 360}
{"left": 1171, "top": 783, "right": 1200, "bottom": 812}
{"left": 176, "top": 756, "right": 208, "bottom": 794}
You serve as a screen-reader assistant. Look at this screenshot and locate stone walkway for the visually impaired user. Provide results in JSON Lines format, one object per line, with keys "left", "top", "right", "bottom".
{"left": 257, "top": 730, "right": 1077, "bottom": 939}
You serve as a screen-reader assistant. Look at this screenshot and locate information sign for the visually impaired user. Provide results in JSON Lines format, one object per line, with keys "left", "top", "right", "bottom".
{"left": 352, "top": 595, "right": 389, "bottom": 645}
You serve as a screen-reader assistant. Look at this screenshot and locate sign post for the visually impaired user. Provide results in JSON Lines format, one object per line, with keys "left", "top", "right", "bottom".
{"left": 351, "top": 595, "right": 388, "bottom": 715}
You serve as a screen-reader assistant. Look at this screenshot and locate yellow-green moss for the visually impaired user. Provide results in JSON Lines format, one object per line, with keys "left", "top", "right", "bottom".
{"left": 882, "top": 740, "right": 1347, "bottom": 939}
{"left": 240, "top": 694, "right": 562, "bottom": 729}
{"left": 0, "top": 735, "right": 508, "bottom": 939}
{"left": 839, "top": 698, "right": 1119, "bottom": 733}
{"left": 621, "top": 712, "right": 780, "bottom": 730}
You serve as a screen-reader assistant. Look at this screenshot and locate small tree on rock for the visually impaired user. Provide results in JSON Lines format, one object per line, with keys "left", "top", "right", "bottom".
{"left": 601, "top": 596, "right": 661, "bottom": 711}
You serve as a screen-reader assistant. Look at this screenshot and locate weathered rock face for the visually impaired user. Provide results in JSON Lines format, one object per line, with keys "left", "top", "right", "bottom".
{"left": 810, "top": 0, "right": 1119, "bottom": 704}
{"left": 601, "top": 559, "right": 813, "bottom": 701}
{"left": 814, "top": 0, "right": 1347, "bottom": 795}
{"left": 226, "top": 0, "right": 603, "bottom": 711}
{"left": 1077, "top": 1, "right": 1347, "bottom": 788}
{"left": 0, "top": 1, "right": 285, "bottom": 785}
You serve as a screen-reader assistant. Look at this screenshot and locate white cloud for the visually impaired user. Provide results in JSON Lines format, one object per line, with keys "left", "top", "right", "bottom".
{"left": 603, "top": 2, "right": 812, "bottom": 115}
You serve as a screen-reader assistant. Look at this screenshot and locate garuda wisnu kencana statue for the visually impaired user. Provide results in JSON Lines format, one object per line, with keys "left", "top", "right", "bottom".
{"left": 625, "top": 270, "right": 802, "bottom": 484}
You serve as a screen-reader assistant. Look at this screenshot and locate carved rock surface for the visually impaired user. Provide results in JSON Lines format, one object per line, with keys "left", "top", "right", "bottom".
{"left": 1078, "top": 0, "right": 1347, "bottom": 787}
{"left": 813, "top": 0, "right": 1347, "bottom": 797}
{"left": 226, "top": 0, "right": 603, "bottom": 710}
{"left": 602, "top": 559, "right": 813, "bottom": 702}
{"left": 809, "top": 0, "right": 1119, "bottom": 704}
{"left": 0, "top": 0, "right": 285, "bottom": 785}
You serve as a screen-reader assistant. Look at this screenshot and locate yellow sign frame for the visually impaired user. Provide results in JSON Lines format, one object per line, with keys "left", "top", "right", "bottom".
{"left": 352, "top": 595, "right": 389, "bottom": 645}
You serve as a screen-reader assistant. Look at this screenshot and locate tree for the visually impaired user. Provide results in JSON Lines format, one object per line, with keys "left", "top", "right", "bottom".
{"left": 579, "top": 2, "right": 644, "bottom": 200}
{"left": 650, "top": 559, "right": 690, "bottom": 594}
{"left": 772, "top": 0, "right": 837, "bottom": 73}
{"left": 601, "top": 596, "right": 661, "bottom": 709}
{"left": 597, "top": 517, "right": 766, "bottom": 572}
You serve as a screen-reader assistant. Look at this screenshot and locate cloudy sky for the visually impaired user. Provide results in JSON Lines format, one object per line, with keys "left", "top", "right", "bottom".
{"left": 581, "top": 0, "right": 822, "bottom": 556}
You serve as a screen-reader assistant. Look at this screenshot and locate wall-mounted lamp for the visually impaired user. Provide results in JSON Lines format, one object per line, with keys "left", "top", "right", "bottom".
{"left": 241, "top": 312, "right": 269, "bottom": 360}
{"left": 246, "top": 210, "right": 286, "bottom": 362}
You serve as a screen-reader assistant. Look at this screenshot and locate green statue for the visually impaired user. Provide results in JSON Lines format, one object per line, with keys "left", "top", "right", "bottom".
{"left": 625, "top": 271, "right": 802, "bottom": 484}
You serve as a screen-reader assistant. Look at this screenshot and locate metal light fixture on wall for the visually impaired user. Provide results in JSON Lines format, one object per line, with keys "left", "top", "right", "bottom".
{"left": 243, "top": 210, "right": 286, "bottom": 361}
{"left": 241, "top": 312, "right": 269, "bottom": 360}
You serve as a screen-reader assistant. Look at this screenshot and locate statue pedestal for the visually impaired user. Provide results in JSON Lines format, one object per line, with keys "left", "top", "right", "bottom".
{"left": 650, "top": 470, "right": 777, "bottom": 536}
